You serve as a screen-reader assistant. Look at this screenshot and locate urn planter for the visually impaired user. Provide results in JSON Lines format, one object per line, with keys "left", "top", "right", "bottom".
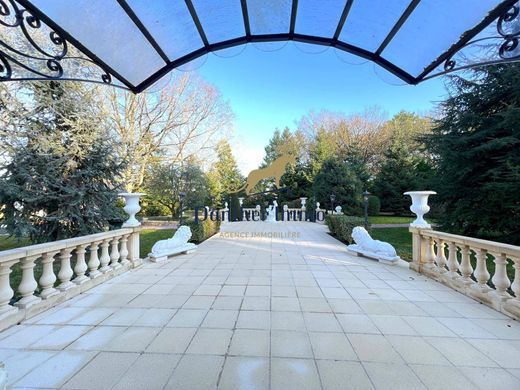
{"left": 404, "top": 191, "right": 436, "bottom": 228}
{"left": 119, "top": 193, "right": 145, "bottom": 227}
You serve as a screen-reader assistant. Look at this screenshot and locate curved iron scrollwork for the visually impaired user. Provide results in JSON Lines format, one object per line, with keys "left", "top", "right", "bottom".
{"left": 497, "top": 4, "right": 520, "bottom": 59}
{"left": 443, "top": 2, "right": 520, "bottom": 72}
{"left": 0, "top": 0, "right": 116, "bottom": 86}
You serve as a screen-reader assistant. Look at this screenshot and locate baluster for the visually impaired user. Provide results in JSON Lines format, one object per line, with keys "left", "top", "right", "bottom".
{"left": 511, "top": 257, "right": 520, "bottom": 301}
{"left": 0, "top": 260, "right": 18, "bottom": 317}
{"left": 110, "top": 237, "right": 121, "bottom": 269}
{"left": 15, "top": 255, "right": 41, "bottom": 308}
{"left": 425, "top": 237, "right": 436, "bottom": 268}
{"left": 99, "top": 239, "right": 111, "bottom": 273}
{"left": 435, "top": 239, "right": 447, "bottom": 272}
{"left": 88, "top": 241, "right": 101, "bottom": 279}
{"left": 73, "top": 244, "right": 89, "bottom": 284}
{"left": 459, "top": 245, "right": 473, "bottom": 283}
{"left": 474, "top": 248, "right": 491, "bottom": 290}
{"left": 446, "top": 242, "right": 459, "bottom": 277}
{"left": 57, "top": 248, "right": 75, "bottom": 291}
{"left": 492, "top": 253, "right": 511, "bottom": 298}
{"left": 39, "top": 251, "right": 59, "bottom": 299}
{"left": 120, "top": 234, "right": 130, "bottom": 266}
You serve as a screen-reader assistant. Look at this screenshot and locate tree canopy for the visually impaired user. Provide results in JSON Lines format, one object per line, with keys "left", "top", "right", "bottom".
{"left": 0, "top": 81, "right": 125, "bottom": 242}
{"left": 425, "top": 64, "right": 520, "bottom": 243}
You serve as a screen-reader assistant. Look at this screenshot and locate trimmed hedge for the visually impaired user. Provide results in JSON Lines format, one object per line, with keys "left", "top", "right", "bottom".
{"left": 182, "top": 218, "right": 221, "bottom": 243}
{"left": 325, "top": 215, "right": 369, "bottom": 244}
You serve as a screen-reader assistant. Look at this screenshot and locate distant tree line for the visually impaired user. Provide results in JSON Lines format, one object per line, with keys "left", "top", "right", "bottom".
{"left": 1, "top": 63, "right": 518, "bottom": 245}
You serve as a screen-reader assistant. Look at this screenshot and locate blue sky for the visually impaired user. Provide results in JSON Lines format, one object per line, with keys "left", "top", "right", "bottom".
{"left": 194, "top": 42, "right": 449, "bottom": 174}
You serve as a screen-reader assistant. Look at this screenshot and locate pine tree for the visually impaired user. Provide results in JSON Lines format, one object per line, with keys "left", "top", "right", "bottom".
{"left": 425, "top": 64, "right": 520, "bottom": 243}
{"left": 313, "top": 158, "right": 363, "bottom": 215}
{"left": 0, "top": 81, "right": 125, "bottom": 242}
{"left": 207, "top": 140, "right": 243, "bottom": 205}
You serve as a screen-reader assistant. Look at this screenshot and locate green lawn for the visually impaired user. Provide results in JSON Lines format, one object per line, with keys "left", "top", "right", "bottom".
{"left": 371, "top": 228, "right": 413, "bottom": 261}
{"left": 140, "top": 229, "right": 176, "bottom": 258}
{"left": 0, "top": 235, "right": 30, "bottom": 251}
{"left": 369, "top": 216, "right": 415, "bottom": 224}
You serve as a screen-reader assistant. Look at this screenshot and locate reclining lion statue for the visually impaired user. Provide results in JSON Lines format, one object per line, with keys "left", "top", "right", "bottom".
{"left": 149, "top": 226, "right": 197, "bottom": 262}
{"left": 347, "top": 226, "right": 400, "bottom": 264}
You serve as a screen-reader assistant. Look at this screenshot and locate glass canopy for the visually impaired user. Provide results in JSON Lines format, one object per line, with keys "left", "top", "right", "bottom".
{"left": 0, "top": 0, "right": 519, "bottom": 92}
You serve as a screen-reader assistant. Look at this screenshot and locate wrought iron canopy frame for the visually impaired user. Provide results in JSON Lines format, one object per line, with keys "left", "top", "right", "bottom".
{"left": 2, "top": 0, "right": 520, "bottom": 93}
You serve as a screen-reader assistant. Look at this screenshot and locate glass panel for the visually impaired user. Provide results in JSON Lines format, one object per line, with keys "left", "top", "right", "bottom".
{"left": 127, "top": 0, "right": 203, "bottom": 62}
{"left": 191, "top": 0, "right": 245, "bottom": 43}
{"left": 295, "top": 0, "right": 345, "bottom": 38}
{"left": 382, "top": 0, "right": 503, "bottom": 76}
{"left": 339, "top": 0, "right": 410, "bottom": 52}
{"left": 247, "top": 0, "right": 292, "bottom": 35}
{"left": 30, "top": 0, "right": 165, "bottom": 86}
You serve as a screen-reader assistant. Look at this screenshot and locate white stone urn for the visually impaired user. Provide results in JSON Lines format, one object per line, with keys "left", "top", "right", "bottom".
{"left": 119, "top": 193, "right": 145, "bottom": 227}
{"left": 300, "top": 197, "right": 307, "bottom": 210}
{"left": 404, "top": 191, "right": 436, "bottom": 228}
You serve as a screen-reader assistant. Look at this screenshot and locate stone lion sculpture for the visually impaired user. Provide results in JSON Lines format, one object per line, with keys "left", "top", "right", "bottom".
{"left": 347, "top": 226, "right": 400, "bottom": 264}
{"left": 149, "top": 226, "right": 197, "bottom": 262}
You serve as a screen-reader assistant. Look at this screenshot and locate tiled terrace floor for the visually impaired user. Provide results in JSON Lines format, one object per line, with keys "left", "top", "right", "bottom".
{"left": 2, "top": 222, "right": 520, "bottom": 389}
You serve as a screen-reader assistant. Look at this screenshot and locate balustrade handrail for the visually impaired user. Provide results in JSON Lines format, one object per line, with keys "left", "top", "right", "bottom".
{"left": 0, "top": 227, "right": 141, "bottom": 332}
{"left": 0, "top": 228, "right": 135, "bottom": 262}
{"left": 410, "top": 226, "right": 520, "bottom": 321}
{"left": 420, "top": 229, "right": 520, "bottom": 257}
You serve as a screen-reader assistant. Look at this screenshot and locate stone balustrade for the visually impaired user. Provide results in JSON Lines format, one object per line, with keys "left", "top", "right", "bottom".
{"left": 0, "top": 227, "right": 141, "bottom": 331}
{"left": 410, "top": 227, "right": 520, "bottom": 320}
{"left": 242, "top": 207, "right": 260, "bottom": 221}
{"left": 283, "top": 207, "right": 305, "bottom": 221}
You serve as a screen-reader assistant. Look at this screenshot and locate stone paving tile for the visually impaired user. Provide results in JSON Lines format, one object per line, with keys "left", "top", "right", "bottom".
{"left": 186, "top": 328, "right": 233, "bottom": 355}
{"left": 112, "top": 353, "right": 181, "bottom": 390}
{"left": 271, "top": 357, "right": 321, "bottom": 390}
{"left": 219, "top": 356, "right": 269, "bottom": 390}
{"left": 459, "top": 367, "right": 520, "bottom": 390}
{"left": 363, "top": 362, "right": 426, "bottom": 389}
{"left": 271, "top": 330, "right": 314, "bottom": 358}
{"left": 228, "top": 329, "right": 270, "bottom": 357}
{"left": 3, "top": 222, "right": 520, "bottom": 389}
{"left": 165, "top": 354, "right": 224, "bottom": 390}
{"left": 13, "top": 350, "right": 97, "bottom": 388}
{"left": 62, "top": 352, "right": 139, "bottom": 389}
{"left": 317, "top": 360, "right": 374, "bottom": 390}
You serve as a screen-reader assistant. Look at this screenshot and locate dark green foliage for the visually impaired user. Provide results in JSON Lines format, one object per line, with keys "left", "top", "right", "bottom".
{"left": 325, "top": 215, "right": 368, "bottom": 244}
{"left": 230, "top": 195, "right": 242, "bottom": 221}
{"left": 373, "top": 146, "right": 423, "bottom": 213}
{"left": 0, "top": 82, "right": 124, "bottom": 242}
{"left": 305, "top": 196, "right": 317, "bottom": 222}
{"left": 207, "top": 140, "right": 244, "bottom": 205}
{"left": 313, "top": 158, "right": 363, "bottom": 215}
{"left": 425, "top": 64, "right": 520, "bottom": 243}
{"left": 367, "top": 195, "right": 381, "bottom": 216}
{"left": 144, "top": 162, "right": 208, "bottom": 219}
{"left": 183, "top": 218, "right": 221, "bottom": 243}
{"left": 372, "top": 111, "right": 434, "bottom": 213}
{"left": 278, "top": 160, "right": 313, "bottom": 203}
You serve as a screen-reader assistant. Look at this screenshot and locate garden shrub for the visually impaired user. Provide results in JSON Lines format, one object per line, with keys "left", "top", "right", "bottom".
{"left": 325, "top": 215, "right": 369, "bottom": 244}
{"left": 367, "top": 195, "right": 381, "bottom": 216}
{"left": 182, "top": 218, "right": 221, "bottom": 243}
